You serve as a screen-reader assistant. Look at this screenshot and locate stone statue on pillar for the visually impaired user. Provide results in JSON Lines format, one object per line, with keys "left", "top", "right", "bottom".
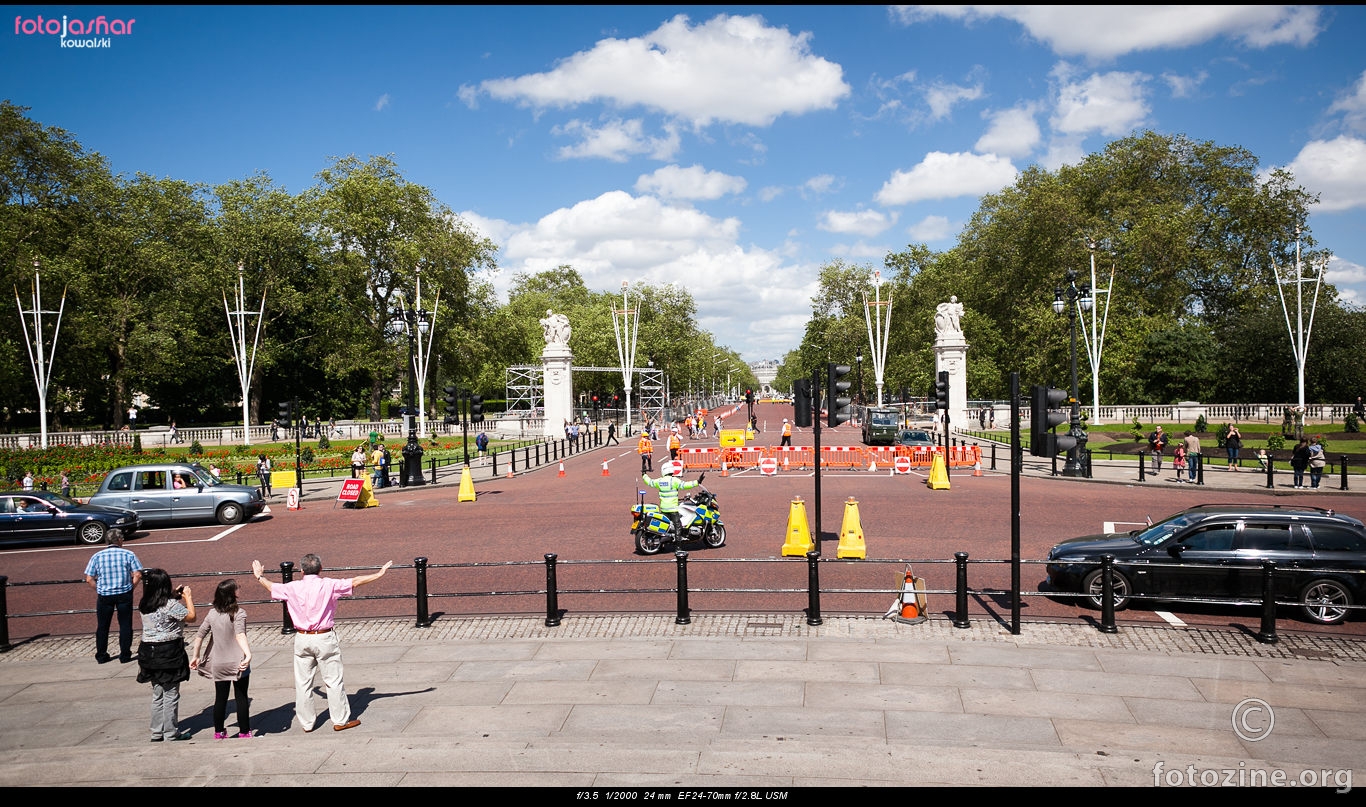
{"left": 933, "top": 297, "right": 968, "bottom": 431}
{"left": 540, "top": 310, "right": 574, "bottom": 438}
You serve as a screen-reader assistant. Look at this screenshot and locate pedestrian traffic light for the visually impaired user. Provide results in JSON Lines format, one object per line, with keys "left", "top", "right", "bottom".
{"left": 745, "top": 389, "right": 754, "bottom": 405}
{"left": 276, "top": 400, "right": 292, "bottom": 428}
{"left": 793, "top": 379, "right": 813, "bottom": 428}
{"left": 443, "top": 385, "right": 459, "bottom": 423}
{"left": 826, "top": 364, "right": 852, "bottom": 426}
{"left": 1030, "top": 385, "right": 1076, "bottom": 458}
{"left": 470, "top": 394, "right": 484, "bottom": 423}
{"left": 933, "top": 371, "right": 950, "bottom": 410}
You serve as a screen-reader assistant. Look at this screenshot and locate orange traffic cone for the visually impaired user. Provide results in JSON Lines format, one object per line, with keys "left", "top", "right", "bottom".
{"left": 868, "top": 459, "right": 877, "bottom": 472}
{"left": 973, "top": 460, "right": 983, "bottom": 477}
{"left": 602, "top": 461, "right": 610, "bottom": 476}
{"left": 558, "top": 462, "right": 566, "bottom": 477}
{"left": 506, "top": 467, "right": 514, "bottom": 479}
{"left": 721, "top": 461, "right": 728, "bottom": 478}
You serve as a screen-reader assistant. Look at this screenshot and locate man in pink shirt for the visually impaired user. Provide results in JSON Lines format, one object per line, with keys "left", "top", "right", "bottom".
{"left": 251, "top": 553, "right": 392, "bottom": 733}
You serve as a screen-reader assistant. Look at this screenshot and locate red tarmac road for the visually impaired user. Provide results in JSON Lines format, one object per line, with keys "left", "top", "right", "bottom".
{"left": 6, "top": 403, "right": 1365, "bottom": 641}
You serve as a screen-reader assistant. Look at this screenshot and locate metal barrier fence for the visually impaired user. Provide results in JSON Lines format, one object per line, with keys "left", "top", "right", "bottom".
{"left": 662, "top": 444, "right": 982, "bottom": 473}
{"left": 3, "top": 549, "right": 1358, "bottom": 651}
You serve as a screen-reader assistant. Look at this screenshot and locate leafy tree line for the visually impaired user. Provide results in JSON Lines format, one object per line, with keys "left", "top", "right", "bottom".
{"left": 1, "top": 102, "right": 754, "bottom": 433}
{"left": 777, "top": 132, "right": 1366, "bottom": 410}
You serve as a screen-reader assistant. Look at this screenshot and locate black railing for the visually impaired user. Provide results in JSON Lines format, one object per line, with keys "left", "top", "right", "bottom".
{"left": 3, "top": 550, "right": 1359, "bottom": 652}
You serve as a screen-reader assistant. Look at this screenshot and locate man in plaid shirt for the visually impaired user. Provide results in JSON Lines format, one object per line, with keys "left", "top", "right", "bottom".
{"left": 83, "top": 533, "right": 143, "bottom": 664}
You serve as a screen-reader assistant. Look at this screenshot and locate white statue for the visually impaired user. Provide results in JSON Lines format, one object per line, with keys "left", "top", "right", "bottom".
{"left": 540, "top": 309, "right": 571, "bottom": 347}
{"left": 934, "top": 296, "right": 964, "bottom": 337}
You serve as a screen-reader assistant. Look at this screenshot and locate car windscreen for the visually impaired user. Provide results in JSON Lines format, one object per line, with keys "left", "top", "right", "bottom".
{"left": 1133, "top": 512, "right": 1201, "bottom": 546}
{"left": 871, "top": 412, "right": 897, "bottom": 425}
{"left": 187, "top": 465, "right": 222, "bottom": 486}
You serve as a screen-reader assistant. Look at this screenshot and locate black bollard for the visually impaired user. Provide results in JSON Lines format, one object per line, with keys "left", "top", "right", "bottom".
{"left": 1342, "top": 454, "right": 1350, "bottom": 491}
{"left": 1098, "top": 555, "right": 1118, "bottom": 634}
{"left": 1196, "top": 452, "right": 1204, "bottom": 486}
{"left": 953, "top": 552, "right": 970, "bottom": 628}
{"left": 0, "top": 575, "right": 9, "bottom": 652}
{"left": 674, "top": 550, "right": 691, "bottom": 625}
{"left": 1265, "top": 452, "right": 1275, "bottom": 489}
{"left": 1255, "top": 559, "right": 1278, "bottom": 644}
{"left": 414, "top": 557, "right": 430, "bottom": 628}
{"left": 544, "top": 553, "right": 561, "bottom": 627}
{"left": 1138, "top": 450, "right": 1146, "bottom": 481}
{"left": 805, "top": 550, "right": 823, "bottom": 626}
{"left": 278, "top": 561, "right": 296, "bottom": 634}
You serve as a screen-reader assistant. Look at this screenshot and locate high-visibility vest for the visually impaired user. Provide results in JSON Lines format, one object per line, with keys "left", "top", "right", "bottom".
{"left": 637, "top": 437, "right": 653, "bottom": 454}
{"left": 783, "top": 423, "right": 792, "bottom": 437}
{"left": 668, "top": 434, "right": 681, "bottom": 450}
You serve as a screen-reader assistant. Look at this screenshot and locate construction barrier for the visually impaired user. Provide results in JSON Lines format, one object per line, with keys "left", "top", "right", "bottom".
{"left": 865, "top": 446, "right": 898, "bottom": 471}
{"left": 722, "top": 446, "right": 765, "bottom": 471}
{"left": 677, "top": 447, "right": 720, "bottom": 472}
{"left": 770, "top": 446, "right": 813, "bottom": 470}
{"left": 819, "top": 446, "right": 864, "bottom": 469}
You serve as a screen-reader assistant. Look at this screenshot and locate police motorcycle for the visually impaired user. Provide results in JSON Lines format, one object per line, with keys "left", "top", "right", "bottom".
{"left": 631, "top": 463, "right": 726, "bottom": 555}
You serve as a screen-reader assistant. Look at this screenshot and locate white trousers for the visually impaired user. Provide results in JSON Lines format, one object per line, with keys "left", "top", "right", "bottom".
{"left": 292, "top": 630, "right": 350, "bottom": 730}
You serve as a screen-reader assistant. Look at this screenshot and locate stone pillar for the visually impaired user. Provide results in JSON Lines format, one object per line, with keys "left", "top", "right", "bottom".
{"left": 933, "top": 297, "right": 969, "bottom": 432}
{"left": 542, "top": 344, "right": 573, "bottom": 440}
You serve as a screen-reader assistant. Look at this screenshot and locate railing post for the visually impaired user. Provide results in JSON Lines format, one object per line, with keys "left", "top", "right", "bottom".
{"left": 1256, "top": 559, "right": 1278, "bottom": 644}
{"left": 1098, "top": 554, "right": 1118, "bottom": 634}
{"left": 952, "top": 552, "right": 970, "bottom": 628}
{"left": 674, "top": 550, "right": 692, "bottom": 625}
{"left": 1342, "top": 454, "right": 1350, "bottom": 491}
{"left": 805, "top": 550, "right": 823, "bottom": 626}
{"left": 0, "top": 575, "right": 10, "bottom": 652}
{"left": 414, "top": 557, "right": 430, "bottom": 627}
{"left": 278, "top": 561, "right": 296, "bottom": 634}
{"left": 544, "top": 553, "right": 561, "bottom": 627}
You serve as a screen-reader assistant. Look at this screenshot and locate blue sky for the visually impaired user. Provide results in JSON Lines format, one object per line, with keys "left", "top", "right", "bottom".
{"left": 5, "top": 5, "right": 1365, "bottom": 362}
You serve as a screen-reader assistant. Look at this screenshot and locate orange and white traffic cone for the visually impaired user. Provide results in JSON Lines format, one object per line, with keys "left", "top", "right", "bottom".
{"left": 973, "top": 460, "right": 983, "bottom": 477}
{"left": 721, "top": 461, "right": 728, "bottom": 478}
{"left": 558, "top": 462, "right": 566, "bottom": 477}
{"left": 602, "top": 461, "right": 610, "bottom": 477}
{"left": 868, "top": 459, "right": 877, "bottom": 473}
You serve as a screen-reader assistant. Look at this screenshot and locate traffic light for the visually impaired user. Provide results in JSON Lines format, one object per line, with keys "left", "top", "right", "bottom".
{"left": 826, "top": 364, "right": 852, "bottom": 426}
{"left": 276, "top": 400, "right": 292, "bottom": 428}
{"left": 470, "top": 394, "right": 484, "bottom": 423}
{"left": 1030, "top": 385, "right": 1076, "bottom": 458}
{"left": 443, "top": 385, "right": 459, "bottom": 423}
{"left": 793, "top": 379, "right": 813, "bottom": 428}
{"left": 933, "top": 371, "right": 950, "bottom": 410}
{"left": 591, "top": 392, "right": 599, "bottom": 416}
{"left": 745, "top": 389, "right": 754, "bottom": 405}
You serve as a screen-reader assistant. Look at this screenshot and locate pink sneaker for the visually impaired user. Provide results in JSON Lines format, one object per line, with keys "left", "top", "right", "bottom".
{"left": 237, "top": 732, "right": 255, "bottom": 738}
{"left": 214, "top": 732, "right": 227, "bottom": 740}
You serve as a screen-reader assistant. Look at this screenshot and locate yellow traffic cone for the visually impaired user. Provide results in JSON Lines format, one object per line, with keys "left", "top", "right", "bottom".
{"left": 781, "top": 497, "right": 813, "bottom": 556}
{"left": 458, "top": 465, "right": 476, "bottom": 502}
{"left": 836, "top": 496, "right": 866, "bottom": 559}
{"left": 356, "top": 477, "right": 380, "bottom": 508}
{"left": 927, "top": 453, "right": 951, "bottom": 490}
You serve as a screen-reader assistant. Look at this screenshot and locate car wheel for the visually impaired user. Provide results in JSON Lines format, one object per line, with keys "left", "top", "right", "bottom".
{"left": 76, "top": 521, "right": 107, "bottom": 545}
{"left": 216, "top": 501, "right": 244, "bottom": 525}
{"left": 1082, "top": 568, "right": 1131, "bottom": 611}
{"left": 1300, "top": 579, "right": 1353, "bottom": 625}
{"left": 703, "top": 522, "right": 726, "bottom": 548}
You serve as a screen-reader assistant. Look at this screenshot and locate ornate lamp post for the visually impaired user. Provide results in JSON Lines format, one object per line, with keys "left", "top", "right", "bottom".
{"left": 390, "top": 303, "right": 430, "bottom": 486}
{"left": 1053, "top": 270, "right": 1093, "bottom": 477}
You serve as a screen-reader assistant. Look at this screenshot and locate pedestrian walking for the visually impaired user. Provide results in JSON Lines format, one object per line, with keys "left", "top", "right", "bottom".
{"left": 780, "top": 418, "right": 792, "bottom": 446}
{"left": 190, "top": 579, "right": 255, "bottom": 739}
{"left": 257, "top": 454, "right": 272, "bottom": 497}
{"left": 83, "top": 532, "right": 143, "bottom": 664}
{"left": 637, "top": 432, "right": 654, "bottom": 473}
{"left": 250, "top": 554, "right": 392, "bottom": 733}
{"left": 606, "top": 421, "right": 618, "bottom": 445}
{"left": 351, "top": 445, "right": 366, "bottom": 479}
{"left": 667, "top": 429, "right": 682, "bottom": 461}
{"left": 136, "top": 568, "right": 196, "bottom": 742}
{"left": 60, "top": 471, "right": 71, "bottom": 499}
{"left": 1172, "top": 443, "right": 1187, "bottom": 483}
{"left": 1147, "top": 425, "right": 1168, "bottom": 474}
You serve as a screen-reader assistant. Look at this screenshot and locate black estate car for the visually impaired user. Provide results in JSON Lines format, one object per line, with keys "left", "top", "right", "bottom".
{"left": 1045, "top": 504, "right": 1366, "bottom": 625}
{"left": 0, "top": 491, "right": 141, "bottom": 546}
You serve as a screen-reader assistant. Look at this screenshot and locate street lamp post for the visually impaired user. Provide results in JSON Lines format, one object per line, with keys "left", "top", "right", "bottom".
{"left": 1053, "top": 270, "right": 1093, "bottom": 477}
{"left": 391, "top": 304, "right": 430, "bottom": 486}
{"left": 856, "top": 352, "right": 863, "bottom": 408}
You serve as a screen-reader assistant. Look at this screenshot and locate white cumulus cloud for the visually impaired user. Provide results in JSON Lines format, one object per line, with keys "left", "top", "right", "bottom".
{"left": 875, "top": 151, "right": 1018, "bottom": 205}
{"left": 635, "top": 164, "right": 746, "bottom": 201}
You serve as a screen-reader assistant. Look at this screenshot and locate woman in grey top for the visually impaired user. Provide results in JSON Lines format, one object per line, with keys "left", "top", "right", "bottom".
{"left": 136, "top": 568, "right": 196, "bottom": 741}
{"left": 190, "top": 579, "right": 254, "bottom": 738}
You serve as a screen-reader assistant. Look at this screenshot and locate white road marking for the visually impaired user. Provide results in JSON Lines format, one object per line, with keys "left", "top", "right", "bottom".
{"left": 1155, "top": 611, "right": 1187, "bottom": 627}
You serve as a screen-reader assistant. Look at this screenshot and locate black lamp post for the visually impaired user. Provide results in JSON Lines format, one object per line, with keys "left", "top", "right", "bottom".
{"left": 391, "top": 304, "right": 430, "bottom": 486}
{"left": 1052, "top": 270, "right": 1093, "bottom": 477}
{"left": 856, "top": 352, "right": 863, "bottom": 407}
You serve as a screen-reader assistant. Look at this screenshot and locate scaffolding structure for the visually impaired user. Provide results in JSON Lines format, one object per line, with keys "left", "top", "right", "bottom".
{"left": 505, "top": 365, "right": 666, "bottom": 415}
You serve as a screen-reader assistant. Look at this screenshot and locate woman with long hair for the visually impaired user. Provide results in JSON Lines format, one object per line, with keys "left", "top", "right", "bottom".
{"left": 136, "top": 568, "right": 196, "bottom": 741}
{"left": 190, "top": 579, "right": 255, "bottom": 738}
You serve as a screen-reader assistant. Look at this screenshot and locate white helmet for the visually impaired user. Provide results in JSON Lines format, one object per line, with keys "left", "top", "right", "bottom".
{"left": 662, "top": 461, "right": 681, "bottom": 477}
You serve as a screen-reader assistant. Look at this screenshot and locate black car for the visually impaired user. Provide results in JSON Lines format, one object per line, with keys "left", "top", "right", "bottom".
{"left": 0, "top": 491, "right": 141, "bottom": 546}
{"left": 1045, "top": 504, "right": 1366, "bottom": 625}
{"left": 895, "top": 429, "right": 936, "bottom": 447}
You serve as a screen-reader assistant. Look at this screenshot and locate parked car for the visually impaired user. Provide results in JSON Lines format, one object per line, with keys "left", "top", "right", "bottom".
{"left": 1045, "top": 504, "right": 1366, "bottom": 625}
{"left": 0, "top": 491, "right": 141, "bottom": 546}
{"left": 861, "top": 408, "right": 900, "bottom": 445}
{"left": 895, "top": 429, "right": 937, "bottom": 447}
{"left": 88, "top": 462, "right": 267, "bottom": 527}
